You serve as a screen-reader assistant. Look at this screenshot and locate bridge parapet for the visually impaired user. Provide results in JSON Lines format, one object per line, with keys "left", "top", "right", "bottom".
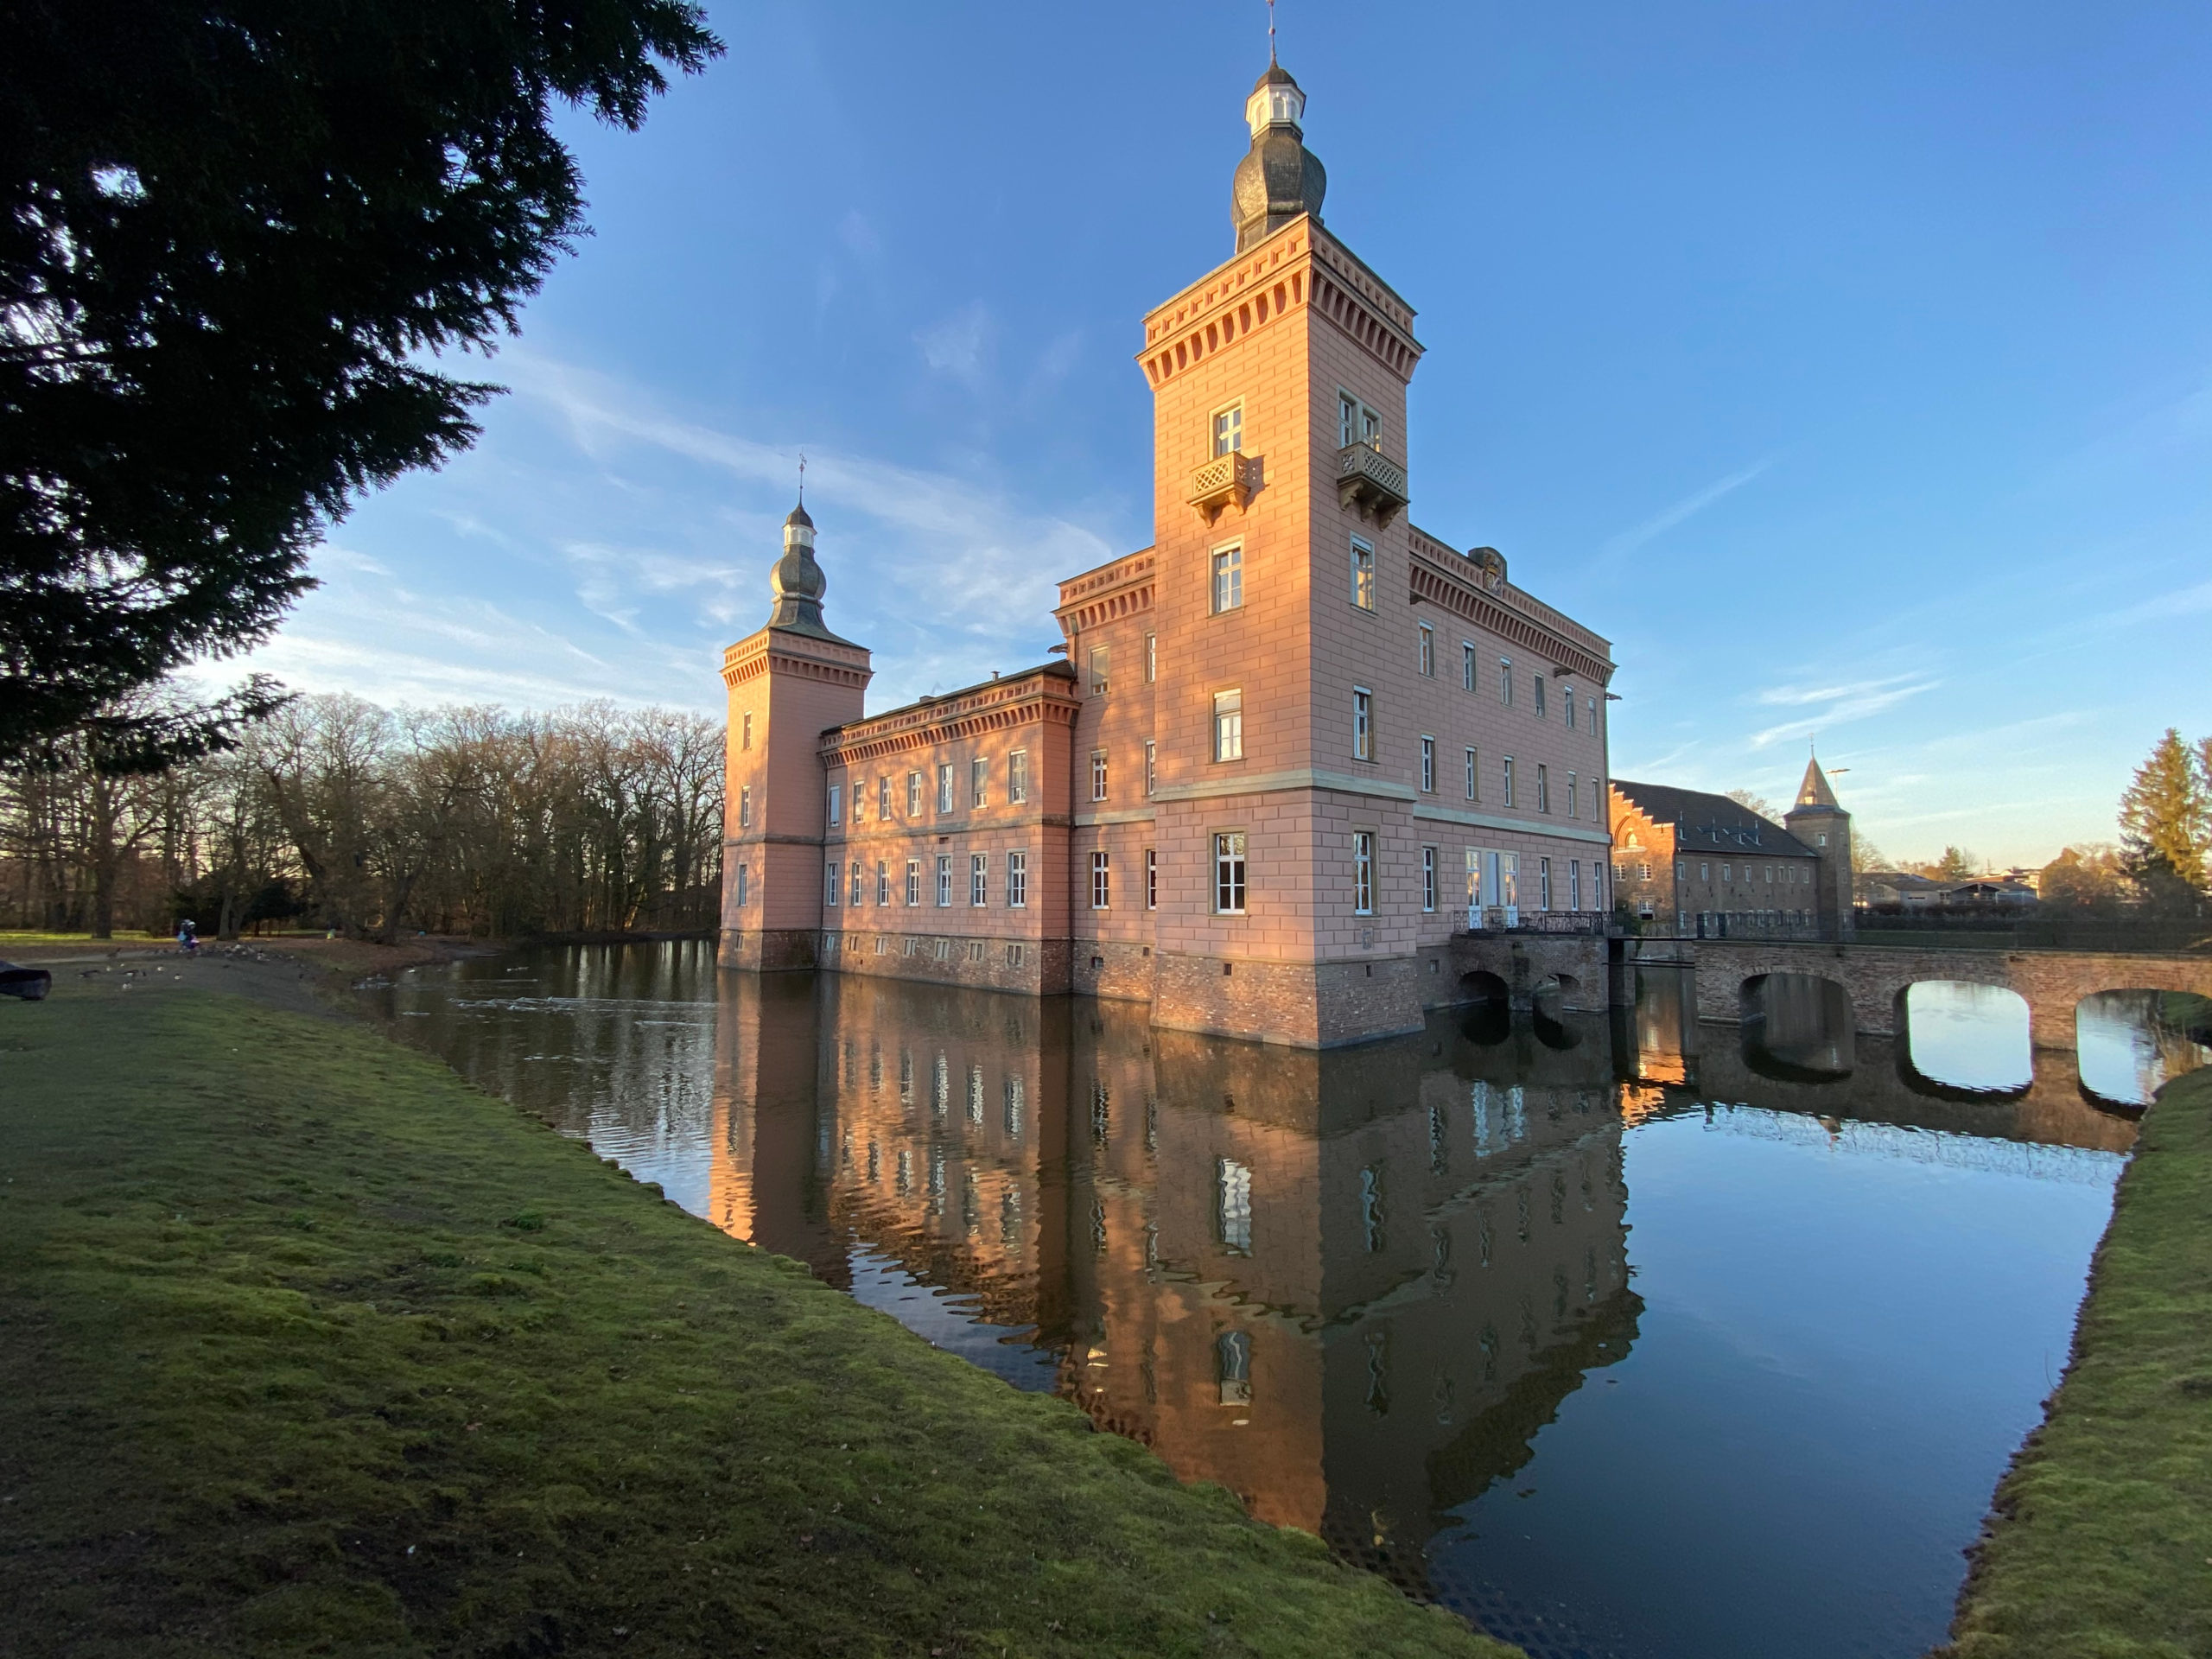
{"left": 1637, "top": 937, "right": 2212, "bottom": 1051}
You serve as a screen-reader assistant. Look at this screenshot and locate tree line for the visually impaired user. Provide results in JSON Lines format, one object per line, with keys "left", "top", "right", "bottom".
{"left": 2039, "top": 729, "right": 2212, "bottom": 912}
{"left": 0, "top": 694, "right": 723, "bottom": 941}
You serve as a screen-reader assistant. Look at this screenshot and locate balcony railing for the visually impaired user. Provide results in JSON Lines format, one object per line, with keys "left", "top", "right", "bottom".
{"left": 1187, "top": 451, "right": 1263, "bottom": 526}
{"left": 1338, "top": 440, "right": 1408, "bottom": 526}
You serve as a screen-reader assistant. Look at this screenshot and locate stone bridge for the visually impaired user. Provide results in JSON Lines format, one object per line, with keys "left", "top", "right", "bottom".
{"left": 1445, "top": 931, "right": 1612, "bottom": 1015}
{"left": 1641, "top": 937, "right": 2212, "bottom": 1051}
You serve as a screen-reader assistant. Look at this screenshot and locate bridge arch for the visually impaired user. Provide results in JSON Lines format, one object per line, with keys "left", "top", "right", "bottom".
{"left": 1892, "top": 980, "right": 2033, "bottom": 1100}
{"left": 1459, "top": 969, "right": 1511, "bottom": 1046}
{"left": 2075, "top": 988, "right": 2212, "bottom": 1109}
{"left": 1531, "top": 972, "right": 1582, "bottom": 1049}
{"left": 1739, "top": 971, "right": 1853, "bottom": 1082}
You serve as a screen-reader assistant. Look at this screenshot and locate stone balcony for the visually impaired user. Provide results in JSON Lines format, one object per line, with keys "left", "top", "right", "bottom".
{"left": 1186, "top": 450, "right": 1263, "bottom": 526}
{"left": 1338, "top": 440, "right": 1408, "bottom": 527}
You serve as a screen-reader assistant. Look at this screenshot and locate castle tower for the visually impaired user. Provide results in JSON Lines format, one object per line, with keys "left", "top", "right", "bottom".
{"left": 720, "top": 504, "right": 873, "bottom": 969}
{"left": 1102, "top": 59, "right": 1433, "bottom": 1045}
{"left": 1783, "top": 755, "right": 1854, "bottom": 939}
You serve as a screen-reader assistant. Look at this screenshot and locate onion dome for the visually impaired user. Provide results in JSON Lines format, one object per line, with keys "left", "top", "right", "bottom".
{"left": 767, "top": 501, "right": 830, "bottom": 632}
{"left": 1232, "top": 62, "right": 1326, "bottom": 252}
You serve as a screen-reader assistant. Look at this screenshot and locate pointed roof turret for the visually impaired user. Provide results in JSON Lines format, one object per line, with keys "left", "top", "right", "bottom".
{"left": 1231, "top": 60, "right": 1326, "bottom": 252}
{"left": 1793, "top": 754, "right": 1843, "bottom": 812}
{"left": 765, "top": 499, "right": 855, "bottom": 643}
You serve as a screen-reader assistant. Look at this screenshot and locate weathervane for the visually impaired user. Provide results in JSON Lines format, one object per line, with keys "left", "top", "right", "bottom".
{"left": 798, "top": 450, "right": 806, "bottom": 505}
{"left": 1268, "top": 0, "right": 1277, "bottom": 63}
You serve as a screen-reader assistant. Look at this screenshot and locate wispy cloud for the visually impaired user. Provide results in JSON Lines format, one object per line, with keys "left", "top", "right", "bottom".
{"left": 917, "top": 302, "right": 992, "bottom": 385}
{"left": 1598, "top": 458, "right": 1773, "bottom": 564}
{"left": 1748, "top": 672, "right": 1939, "bottom": 749}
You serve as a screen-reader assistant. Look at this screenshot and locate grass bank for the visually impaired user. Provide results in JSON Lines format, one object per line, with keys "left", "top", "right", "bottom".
{"left": 1938, "top": 1065, "right": 2212, "bottom": 1658}
{"left": 0, "top": 981, "right": 1510, "bottom": 1658}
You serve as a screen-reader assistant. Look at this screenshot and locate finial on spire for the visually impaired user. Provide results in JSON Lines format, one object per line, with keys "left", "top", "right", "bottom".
{"left": 798, "top": 450, "right": 806, "bottom": 505}
{"left": 1268, "top": 0, "right": 1277, "bottom": 64}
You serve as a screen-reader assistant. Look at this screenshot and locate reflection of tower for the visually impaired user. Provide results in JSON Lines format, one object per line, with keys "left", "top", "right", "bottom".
{"left": 708, "top": 970, "right": 849, "bottom": 1286}
{"left": 720, "top": 505, "right": 873, "bottom": 969}
{"left": 1783, "top": 755, "right": 1853, "bottom": 940}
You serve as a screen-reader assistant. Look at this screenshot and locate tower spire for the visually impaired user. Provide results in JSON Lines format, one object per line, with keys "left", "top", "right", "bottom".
{"left": 1268, "top": 0, "right": 1276, "bottom": 64}
{"left": 1231, "top": 50, "right": 1325, "bottom": 252}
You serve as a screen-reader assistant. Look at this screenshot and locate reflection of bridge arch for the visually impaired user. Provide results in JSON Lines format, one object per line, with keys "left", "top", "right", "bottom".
{"left": 2075, "top": 989, "right": 2212, "bottom": 1109}
{"left": 1892, "top": 982, "right": 2032, "bottom": 1101}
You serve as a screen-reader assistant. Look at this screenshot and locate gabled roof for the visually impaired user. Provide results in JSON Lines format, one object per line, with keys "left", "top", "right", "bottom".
{"left": 1611, "top": 779, "right": 1820, "bottom": 859}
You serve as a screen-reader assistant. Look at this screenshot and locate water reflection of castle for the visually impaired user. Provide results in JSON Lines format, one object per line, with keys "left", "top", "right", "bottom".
{"left": 710, "top": 972, "right": 1639, "bottom": 1591}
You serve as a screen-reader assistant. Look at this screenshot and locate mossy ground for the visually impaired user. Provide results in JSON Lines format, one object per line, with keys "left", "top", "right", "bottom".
{"left": 1939, "top": 1065, "right": 2212, "bottom": 1659}
{"left": 0, "top": 981, "right": 1511, "bottom": 1659}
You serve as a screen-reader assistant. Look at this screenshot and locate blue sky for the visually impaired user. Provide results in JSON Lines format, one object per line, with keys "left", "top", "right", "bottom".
{"left": 220, "top": 2, "right": 2212, "bottom": 869}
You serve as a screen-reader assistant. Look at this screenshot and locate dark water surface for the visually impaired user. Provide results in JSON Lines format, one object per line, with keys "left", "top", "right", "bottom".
{"left": 367, "top": 945, "right": 2147, "bottom": 1659}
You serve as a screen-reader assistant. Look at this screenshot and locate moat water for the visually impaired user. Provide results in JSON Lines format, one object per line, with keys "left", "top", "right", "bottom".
{"left": 364, "top": 943, "right": 2196, "bottom": 1659}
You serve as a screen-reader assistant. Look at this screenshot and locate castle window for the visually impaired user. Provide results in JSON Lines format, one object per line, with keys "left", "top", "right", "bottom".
{"left": 1090, "top": 850, "right": 1110, "bottom": 910}
{"left": 1214, "top": 690, "right": 1243, "bottom": 761}
{"left": 906, "top": 771, "right": 922, "bottom": 817}
{"left": 734, "top": 864, "right": 748, "bottom": 907}
{"left": 1499, "top": 658, "right": 1513, "bottom": 705}
{"left": 1145, "top": 740, "right": 1157, "bottom": 797}
{"left": 1534, "top": 675, "right": 1547, "bottom": 718}
{"left": 739, "top": 785, "right": 753, "bottom": 830}
{"left": 1090, "top": 645, "right": 1110, "bottom": 696}
{"left": 1540, "top": 857, "right": 1553, "bottom": 911}
{"left": 1567, "top": 771, "right": 1579, "bottom": 817}
{"left": 1537, "top": 765, "right": 1549, "bottom": 813}
{"left": 1009, "top": 749, "right": 1029, "bottom": 804}
{"left": 1564, "top": 685, "right": 1576, "bottom": 728}
{"left": 1352, "top": 831, "right": 1376, "bottom": 915}
{"left": 1147, "top": 632, "right": 1157, "bottom": 681}
{"left": 1421, "top": 846, "right": 1438, "bottom": 912}
{"left": 1352, "top": 688, "right": 1374, "bottom": 761}
{"left": 1502, "top": 757, "right": 1515, "bottom": 807}
{"left": 1008, "top": 850, "right": 1028, "bottom": 908}
{"left": 876, "top": 861, "right": 889, "bottom": 905}
{"left": 741, "top": 711, "right": 753, "bottom": 750}
{"left": 906, "top": 859, "right": 922, "bottom": 906}
{"left": 1147, "top": 848, "right": 1159, "bottom": 910}
{"left": 971, "top": 756, "right": 988, "bottom": 809}
{"left": 1588, "top": 696, "right": 1599, "bottom": 734}
{"left": 878, "top": 776, "right": 890, "bottom": 819}
{"left": 827, "top": 784, "right": 841, "bottom": 825}
{"left": 936, "top": 855, "right": 952, "bottom": 907}
{"left": 824, "top": 860, "right": 838, "bottom": 906}
{"left": 1571, "top": 859, "right": 1582, "bottom": 911}
{"left": 1211, "top": 544, "right": 1243, "bottom": 613}
{"left": 1338, "top": 391, "right": 1381, "bottom": 449}
{"left": 1462, "top": 641, "right": 1478, "bottom": 692}
{"left": 1639, "top": 862, "right": 1653, "bottom": 881}
{"left": 849, "top": 861, "right": 863, "bottom": 907}
{"left": 1350, "top": 537, "right": 1376, "bottom": 611}
{"left": 970, "top": 854, "right": 988, "bottom": 906}
{"left": 1465, "top": 747, "right": 1478, "bottom": 802}
{"left": 1420, "top": 736, "right": 1435, "bottom": 793}
{"left": 937, "top": 763, "right": 955, "bottom": 814}
{"left": 1418, "top": 624, "right": 1435, "bottom": 677}
{"left": 1090, "top": 749, "right": 1108, "bottom": 802}
{"left": 1211, "top": 400, "right": 1243, "bottom": 456}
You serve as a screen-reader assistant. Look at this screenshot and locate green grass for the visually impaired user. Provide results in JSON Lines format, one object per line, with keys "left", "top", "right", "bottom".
{"left": 0, "top": 929, "right": 163, "bottom": 946}
{"left": 0, "top": 982, "right": 1511, "bottom": 1659}
{"left": 1937, "top": 1065, "right": 2212, "bottom": 1658}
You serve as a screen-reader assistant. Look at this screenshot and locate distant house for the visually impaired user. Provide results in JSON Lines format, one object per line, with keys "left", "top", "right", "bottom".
{"left": 1856, "top": 871, "right": 1948, "bottom": 910}
{"left": 1943, "top": 878, "right": 2038, "bottom": 907}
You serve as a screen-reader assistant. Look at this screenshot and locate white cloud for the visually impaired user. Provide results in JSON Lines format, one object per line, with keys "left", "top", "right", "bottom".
{"left": 1598, "top": 457, "right": 1772, "bottom": 564}
{"left": 916, "top": 302, "right": 992, "bottom": 385}
{"left": 1747, "top": 674, "right": 1940, "bottom": 750}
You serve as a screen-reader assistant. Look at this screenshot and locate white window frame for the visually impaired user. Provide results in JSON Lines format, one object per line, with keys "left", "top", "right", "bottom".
{"left": 935, "top": 855, "right": 952, "bottom": 907}
{"left": 1418, "top": 623, "right": 1435, "bottom": 677}
{"left": 1564, "top": 685, "right": 1576, "bottom": 729}
{"left": 1421, "top": 845, "right": 1437, "bottom": 912}
{"left": 1211, "top": 398, "right": 1244, "bottom": 457}
{"left": 1498, "top": 658, "right": 1513, "bottom": 706}
{"left": 1350, "top": 537, "right": 1376, "bottom": 611}
{"left": 1146, "top": 847, "right": 1158, "bottom": 910}
{"left": 906, "top": 771, "right": 922, "bottom": 817}
{"left": 1008, "top": 849, "right": 1028, "bottom": 908}
{"left": 1090, "top": 645, "right": 1110, "bottom": 696}
{"left": 1461, "top": 640, "right": 1478, "bottom": 692}
{"left": 878, "top": 775, "right": 891, "bottom": 819}
{"left": 1419, "top": 735, "right": 1435, "bottom": 793}
{"left": 734, "top": 863, "right": 749, "bottom": 907}
{"left": 1147, "top": 632, "right": 1157, "bottom": 681}
{"left": 1211, "top": 543, "right": 1244, "bottom": 613}
{"left": 1503, "top": 756, "right": 1515, "bottom": 808}
{"left": 1090, "top": 850, "right": 1110, "bottom": 911}
{"left": 1145, "top": 739, "right": 1157, "bottom": 798}
{"left": 905, "top": 858, "right": 922, "bottom": 906}
{"left": 876, "top": 861, "right": 889, "bottom": 905}
{"left": 1352, "top": 830, "right": 1376, "bottom": 915}
{"left": 1465, "top": 747, "right": 1478, "bottom": 803}
{"left": 1567, "top": 771, "right": 1579, "bottom": 818}
{"left": 849, "top": 860, "right": 863, "bottom": 908}
{"left": 971, "top": 756, "right": 988, "bottom": 810}
{"left": 1214, "top": 688, "right": 1243, "bottom": 762}
{"left": 970, "top": 853, "right": 988, "bottom": 906}
{"left": 1534, "top": 674, "right": 1547, "bottom": 719}
{"left": 828, "top": 784, "right": 842, "bottom": 825}
{"left": 1215, "top": 832, "right": 1247, "bottom": 915}
{"left": 937, "top": 763, "right": 955, "bottom": 815}
{"left": 1537, "top": 763, "right": 1550, "bottom": 813}
{"left": 739, "top": 785, "right": 753, "bottom": 830}
{"left": 1090, "top": 749, "right": 1109, "bottom": 803}
{"left": 1352, "top": 687, "right": 1374, "bottom": 762}
{"left": 1540, "top": 857, "right": 1553, "bottom": 912}
{"left": 824, "top": 858, "right": 839, "bottom": 907}
{"left": 1008, "top": 748, "right": 1029, "bottom": 804}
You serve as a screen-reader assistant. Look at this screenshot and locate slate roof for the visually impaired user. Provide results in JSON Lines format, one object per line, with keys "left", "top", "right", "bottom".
{"left": 1611, "top": 779, "right": 1820, "bottom": 859}
{"left": 822, "top": 659, "right": 1078, "bottom": 738}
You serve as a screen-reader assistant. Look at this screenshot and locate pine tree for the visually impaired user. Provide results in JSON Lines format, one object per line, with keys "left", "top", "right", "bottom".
{"left": 2118, "top": 728, "right": 2211, "bottom": 907}
{"left": 1, "top": 0, "right": 721, "bottom": 765}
